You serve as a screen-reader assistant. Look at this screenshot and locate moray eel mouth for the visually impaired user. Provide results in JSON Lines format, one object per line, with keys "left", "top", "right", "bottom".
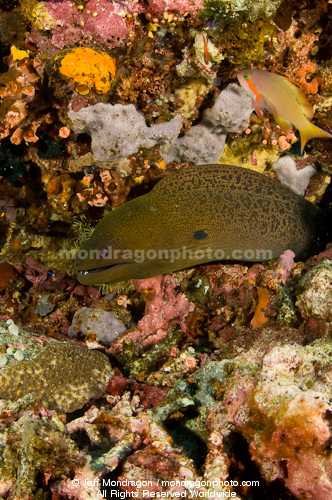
{"left": 75, "top": 251, "right": 214, "bottom": 286}
{"left": 76, "top": 263, "right": 134, "bottom": 284}
{"left": 77, "top": 264, "right": 121, "bottom": 277}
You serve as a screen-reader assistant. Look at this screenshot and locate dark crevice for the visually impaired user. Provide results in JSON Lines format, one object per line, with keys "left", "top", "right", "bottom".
{"left": 164, "top": 407, "right": 208, "bottom": 471}
{"left": 224, "top": 432, "right": 298, "bottom": 499}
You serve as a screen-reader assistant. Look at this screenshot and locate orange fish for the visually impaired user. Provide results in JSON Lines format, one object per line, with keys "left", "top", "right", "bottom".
{"left": 237, "top": 68, "right": 332, "bottom": 153}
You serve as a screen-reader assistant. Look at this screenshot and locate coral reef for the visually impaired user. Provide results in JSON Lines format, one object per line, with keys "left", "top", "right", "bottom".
{"left": 206, "top": 342, "right": 332, "bottom": 500}
{"left": 0, "top": 411, "right": 86, "bottom": 499}
{"left": 1, "top": 0, "right": 332, "bottom": 498}
{"left": 1, "top": 253, "right": 332, "bottom": 497}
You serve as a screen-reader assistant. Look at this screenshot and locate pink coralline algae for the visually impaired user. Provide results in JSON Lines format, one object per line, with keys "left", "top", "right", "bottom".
{"left": 147, "top": 0, "right": 204, "bottom": 17}
{"left": 82, "top": 0, "right": 132, "bottom": 48}
{"left": 272, "top": 249, "right": 296, "bottom": 283}
{"left": 134, "top": 275, "right": 195, "bottom": 335}
{"left": 45, "top": 0, "right": 144, "bottom": 49}
{"left": 109, "top": 275, "right": 194, "bottom": 355}
{"left": 23, "top": 257, "right": 77, "bottom": 293}
{"left": 23, "top": 256, "right": 49, "bottom": 287}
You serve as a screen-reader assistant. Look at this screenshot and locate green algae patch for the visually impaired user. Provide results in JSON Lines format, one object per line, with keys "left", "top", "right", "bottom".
{"left": 277, "top": 287, "right": 298, "bottom": 327}
{"left": 0, "top": 341, "right": 112, "bottom": 413}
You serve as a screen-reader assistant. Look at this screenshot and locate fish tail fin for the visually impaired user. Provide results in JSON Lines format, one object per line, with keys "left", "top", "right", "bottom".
{"left": 300, "top": 122, "right": 332, "bottom": 154}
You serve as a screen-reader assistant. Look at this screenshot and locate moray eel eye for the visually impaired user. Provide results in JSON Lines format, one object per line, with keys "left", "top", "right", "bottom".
{"left": 99, "top": 247, "right": 109, "bottom": 259}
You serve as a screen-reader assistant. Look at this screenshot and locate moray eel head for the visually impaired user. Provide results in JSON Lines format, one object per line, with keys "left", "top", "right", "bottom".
{"left": 75, "top": 164, "right": 330, "bottom": 286}
{"left": 74, "top": 195, "right": 157, "bottom": 286}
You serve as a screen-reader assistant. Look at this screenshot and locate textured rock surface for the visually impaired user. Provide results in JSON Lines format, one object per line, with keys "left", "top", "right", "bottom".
{"left": 211, "top": 0, "right": 284, "bottom": 22}
{"left": 206, "top": 341, "right": 332, "bottom": 500}
{"left": 296, "top": 259, "right": 332, "bottom": 322}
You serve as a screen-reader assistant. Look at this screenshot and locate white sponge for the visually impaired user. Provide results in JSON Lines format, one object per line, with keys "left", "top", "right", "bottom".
{"left": 273, "top": 156, "right": 315, "bottom": 196}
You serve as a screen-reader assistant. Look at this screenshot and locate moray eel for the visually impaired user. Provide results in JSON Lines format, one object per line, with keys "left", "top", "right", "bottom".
{"left": 75, "top": 164, "right": 329, "bottom": 285}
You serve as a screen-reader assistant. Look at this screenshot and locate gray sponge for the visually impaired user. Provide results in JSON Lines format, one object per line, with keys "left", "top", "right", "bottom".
{"left": 162, "top": 83, "right": 252, "bottom": 165}
{"left": 68, "top": 84, "right": 253, "bottom": 165}
{"left": 203, "top": 83, "right": 253, "bottom": 133}
{"left": 161, "top": 123, "right": 227, "bottom": 165}
{"left": 68, "top": 103, "right": 182, "bottom": 161}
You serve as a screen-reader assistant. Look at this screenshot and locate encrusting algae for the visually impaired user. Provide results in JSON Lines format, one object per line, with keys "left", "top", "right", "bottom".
{"left": 52, "top": 47, "right": 116, "bottom": 96}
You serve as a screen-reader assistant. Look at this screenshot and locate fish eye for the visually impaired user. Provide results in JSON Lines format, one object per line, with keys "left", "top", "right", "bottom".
{"left": 99, "top": 247, "right": 109, "bottom": 258}
{"left": 244, "top": 74, "right": 249, "bottom": 79}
